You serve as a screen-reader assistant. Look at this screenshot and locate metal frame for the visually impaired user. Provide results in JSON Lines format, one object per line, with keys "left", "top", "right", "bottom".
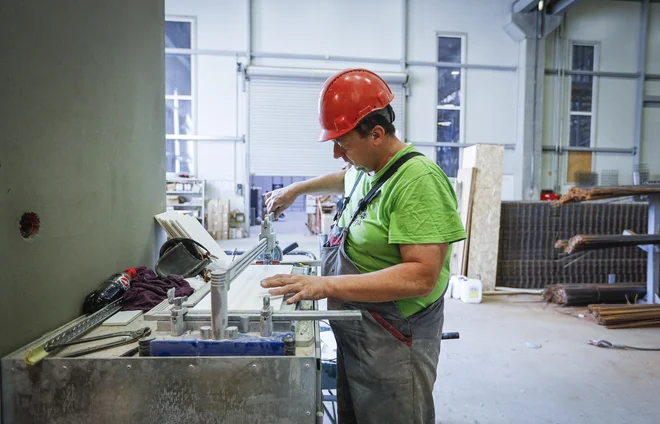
{"left": 647, "top": 195, "right": 660, "bottom": 303}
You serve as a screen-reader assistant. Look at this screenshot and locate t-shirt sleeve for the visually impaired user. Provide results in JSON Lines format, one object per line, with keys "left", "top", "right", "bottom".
{"left": 388, "top": 172, "right": 467, "bottom": 245}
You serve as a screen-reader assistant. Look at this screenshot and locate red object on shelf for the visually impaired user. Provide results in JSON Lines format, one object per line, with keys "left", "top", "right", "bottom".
{"left": 540, "top": 190, "right": 559, "bottom": 201}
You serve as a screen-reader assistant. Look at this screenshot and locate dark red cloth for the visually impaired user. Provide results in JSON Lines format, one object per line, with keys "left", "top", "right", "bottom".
{"left": 121, "top": 267, "right": 195, "bottom": 311}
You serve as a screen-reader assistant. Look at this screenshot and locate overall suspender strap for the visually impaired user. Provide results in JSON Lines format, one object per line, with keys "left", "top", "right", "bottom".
{"left": 346, "top": 151, "right": 423, "bottom": 229}
{"left": 334, "top": 171, "right": 364, "bottom": 222}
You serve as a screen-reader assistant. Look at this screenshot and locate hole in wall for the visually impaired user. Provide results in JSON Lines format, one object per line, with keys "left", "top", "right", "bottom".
{"left": 19, "top": 212, "right": 40, "bottom": 239}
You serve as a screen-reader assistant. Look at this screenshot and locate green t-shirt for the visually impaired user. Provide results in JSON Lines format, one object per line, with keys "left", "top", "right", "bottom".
{"left": 337, "top": 144, "right": 466, "bottom": 317}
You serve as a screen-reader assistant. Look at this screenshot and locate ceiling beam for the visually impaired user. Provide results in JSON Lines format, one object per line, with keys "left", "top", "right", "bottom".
{"left": 547, "top": 0, "right": 587, "bottom": 14}
{"left": 512, "top": 0, "right": 541, "bottom": 14}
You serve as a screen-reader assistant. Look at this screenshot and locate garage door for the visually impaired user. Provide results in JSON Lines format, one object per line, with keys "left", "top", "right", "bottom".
{"left": 247, "top": 67, "right": 407, "bottom": 177}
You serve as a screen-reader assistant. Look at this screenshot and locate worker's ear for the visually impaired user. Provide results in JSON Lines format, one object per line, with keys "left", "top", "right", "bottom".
{"left": 370, "top": 125, "right": 385, "bottom": 146}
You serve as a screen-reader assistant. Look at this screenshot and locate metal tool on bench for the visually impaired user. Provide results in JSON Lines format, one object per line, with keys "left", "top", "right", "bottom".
{"left": 58, "top": 327, "right": 151, "bottom": 358}
{"left": 208, "top": 213, "right": 362, "bottom": 342}
{"left": 25, "top": 298, "right": 124, "bottom": 365}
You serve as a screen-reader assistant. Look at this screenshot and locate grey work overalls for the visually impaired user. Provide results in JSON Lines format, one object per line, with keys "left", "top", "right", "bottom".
{"left": 322, "top": 160, "right": 445, "bottom": 424}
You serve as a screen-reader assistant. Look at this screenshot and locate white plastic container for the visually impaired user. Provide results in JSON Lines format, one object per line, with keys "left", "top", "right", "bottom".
{"left": 444, "top": 279, "right": 454, "bottom": 299}
{"left": 461, "top": 278, "right": 483, "bottom": 304}
{"left": 450, "top": 275, "right": 466, "bottom": 300}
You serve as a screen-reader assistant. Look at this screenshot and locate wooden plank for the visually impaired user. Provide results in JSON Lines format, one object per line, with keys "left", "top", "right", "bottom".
{"left": 191, "top": 265, "right": 292, "bottom": 311}
{"left": 461, "top": 145, "right": 504, "bottom": 291}
{"left": 450, "top": 167, "right": 477, "bottom": 277}
{"left": 567, "top": 151, "right": 592, "bottom": 184}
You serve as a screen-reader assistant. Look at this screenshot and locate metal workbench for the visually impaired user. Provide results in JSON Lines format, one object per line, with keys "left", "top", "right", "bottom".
{"left": 2, "top": 214, "right": 358, "bottom": 424}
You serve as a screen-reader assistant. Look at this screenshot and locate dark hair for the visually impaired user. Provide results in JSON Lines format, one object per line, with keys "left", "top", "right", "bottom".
{"left": 354, "top": 104, "right": 396, "bottom": 138}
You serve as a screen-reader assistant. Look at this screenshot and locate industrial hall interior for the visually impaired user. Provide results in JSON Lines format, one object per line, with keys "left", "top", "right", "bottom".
{"left": 3, "top": 0, "right": 660, "bottom": 423}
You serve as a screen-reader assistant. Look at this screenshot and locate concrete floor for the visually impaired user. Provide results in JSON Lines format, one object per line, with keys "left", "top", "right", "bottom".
{"left": 435, "top": 296, "right": 660, "bottom": 424}
{"left": 217, "top": 231, "right": 660, "bottom": 424}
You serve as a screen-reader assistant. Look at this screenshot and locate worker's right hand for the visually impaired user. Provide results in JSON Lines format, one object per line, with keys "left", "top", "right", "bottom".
{"left": 265, "top": 184, "right": 299, "bottom": 215}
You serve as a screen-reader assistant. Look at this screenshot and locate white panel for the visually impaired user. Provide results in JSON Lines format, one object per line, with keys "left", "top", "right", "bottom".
{"left": 564, "top": 0, "right": 641, "bottom": 74}
{"left": 252, "top": 0, "right": 401, "bottom": 59}
{"left": 407, "top": 0, "right": 518, "bottom": 66}
{"left": 248, "top": 78, "right": 405, "bottom": 176}
{"left": 465, "top": 69, "right": 517, "bottom": 144}
{"left": 594, "top": 79, "right": 637, "bottom": 149}
{"left": 165, "top": 0, "right": 247, "bottom": 51}
{"left": 647, "top": 81, "right": 660, "bottom": 96}
{"left": 197, "top": 56, "right": 239, "bottom": 135}
{"left": 501, "top": 175, "right": 515, "bottom": 201}
{"left": 405, "top": 66, "right": 437, "bottom": 143}
{"left": 646, "top": 4, "right": 660, "bottom": 74}
{"left": 642, "top": 108, "right": 660, "bottom": 178}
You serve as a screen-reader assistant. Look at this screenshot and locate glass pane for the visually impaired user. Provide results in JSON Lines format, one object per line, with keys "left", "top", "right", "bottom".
{"left": 436, "top": 109, "right": 460, "bottom": 143}
{"left": 571, "top": 74, "right": 593, "bottom": 112}
{"left": 438, "top": 36, "right": 461, "bottom": 64}
{"left": 436, "top": 147, "right": 460, "bottom": 178}
{"left": 569, "top": 115, "right": 592, "bottom": 147}
{"left": 572, "top": 45, "right": 594, "bottom": 71}
{"left": 166, "top": 151, "right": 176, "bottom": 173}
{"left": 438, "top": 68, "right": 461, "bottom": 106}
{"left": 165, "top": 99, "right": 193, "bottom": 135}
{"left": 166, "top": 54, "right": 192, "bottom": 96}
{"left": 165, "top": 21, "right": 191, "bottom": 49}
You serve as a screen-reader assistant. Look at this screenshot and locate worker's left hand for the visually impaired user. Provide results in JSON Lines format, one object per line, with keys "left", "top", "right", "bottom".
{"left": 261, "top": 274, "right": 327, "bottom": 304}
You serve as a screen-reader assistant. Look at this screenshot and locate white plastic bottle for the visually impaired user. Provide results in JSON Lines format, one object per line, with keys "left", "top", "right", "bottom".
{"left": 461, "top": 278, "right": 483, "bottom": 304}
{"left": 451, "top": 275, "right": 466, "bottom": 300}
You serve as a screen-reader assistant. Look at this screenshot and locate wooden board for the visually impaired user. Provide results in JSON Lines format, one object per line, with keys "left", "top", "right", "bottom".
{"left": 155, "top": 211, "right": 230, "bottom": 267}
{"left": 450, "top": 167, "right": 477, "bottom": 276}
{"left": 567, "top": 151, "right": 592, "bottom": 183}
{"left": 191, "top": 265, "right": 292, "bottom": 311}
{"left": 461, "top": 145, "right": 504, "bottom": 291}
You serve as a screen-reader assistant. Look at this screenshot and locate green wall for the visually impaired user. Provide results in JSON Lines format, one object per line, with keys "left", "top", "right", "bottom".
{"left": 0, "top": 0, "right": 166, "bottom": 357}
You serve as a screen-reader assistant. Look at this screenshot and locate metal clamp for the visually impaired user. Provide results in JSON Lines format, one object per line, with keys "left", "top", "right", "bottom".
{"left": 168, "top": 288, "right": 189, "bottom": 337}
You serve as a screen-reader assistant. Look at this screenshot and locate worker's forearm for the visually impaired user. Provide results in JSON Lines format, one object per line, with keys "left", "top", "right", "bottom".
{"left": 324, "top": 262, "right": 437, "bottom": 302}
{"left": 291, "top": 170, "right": 346, "bottom": 197}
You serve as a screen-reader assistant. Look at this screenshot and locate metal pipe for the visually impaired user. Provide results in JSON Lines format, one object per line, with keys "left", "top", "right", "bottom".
{"left": 409, "top": 141, "right": 516, "bottom": 150}
{"left": 210, "top": 270, "right": 229, "bottom": 340}
{"left": 165, "top": 135, "right": 244, "bottom": 142}
{"left": 247, "top": 0, "right": 252, "bottom": 64}
{"left": 542, "top": 145, "right": 636, "bottom": 154}
{"left": 407, "top": 60, "right": 517, "bottom": 72}
{"left": 182, "top": 309, "right": 364, "bottom": 322}
{"left": 260, "top": 296, "right": 273, "bottom": 337}
{"left": 545, "top": 68, "right": 639, "bottom": 79}
{"left": 551, "top": 29, "right": 562, "bottom": 191}
{"left": 250, "top": 51, "right": 401, "bottom": 65}
{"left": 529, "top": 6, "right": 544, "bottom": 196}
{"left": 401, "top": 0, "right": 408, "bottom": 71}
{"left": 647, "top": 195, "right": 660, "bottom": 303}
{"left": 165, "top": 47, "right": 246, "bottom": 57}
{"left": 646, "top": 73, "right": 660, "bottom": 81}
{"left": 634, "top": 0, "right": 649, "bottom": 167}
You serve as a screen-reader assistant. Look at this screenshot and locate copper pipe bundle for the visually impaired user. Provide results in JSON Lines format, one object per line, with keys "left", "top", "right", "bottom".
{"left": 557, "top": 234, "right": 660, "bottom": 255}
{"left": 543, "top": 284, "right": 646, "bottom": 306}
{"left": 555, "top": 185, "right": 660, "bottom": 205}
{"left": 589, "top": 304, "right": 660, "bottom": 329}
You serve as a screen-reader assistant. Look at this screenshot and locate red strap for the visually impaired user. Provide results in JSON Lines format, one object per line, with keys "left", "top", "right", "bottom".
{"left": 369, "top": 311, "right": 412, "bottom": 349}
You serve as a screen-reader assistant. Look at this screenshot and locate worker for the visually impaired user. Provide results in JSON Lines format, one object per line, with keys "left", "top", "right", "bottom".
{"left": 261, "top": 68, "right": 466, "bottom": 424}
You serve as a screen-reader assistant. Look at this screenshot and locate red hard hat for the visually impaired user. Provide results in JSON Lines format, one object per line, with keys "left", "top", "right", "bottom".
{"left": 317, "top": 68, "right": 394, "bottom": 142}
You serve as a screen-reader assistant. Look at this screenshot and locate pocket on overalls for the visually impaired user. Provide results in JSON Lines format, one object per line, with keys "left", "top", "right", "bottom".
{"left": 358, "top": 310, "right": 413, "bottom": 382}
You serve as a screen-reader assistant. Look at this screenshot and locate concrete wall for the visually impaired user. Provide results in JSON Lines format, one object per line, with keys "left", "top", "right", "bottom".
{"left": 0, "top": 1, "right": 165, "bottom": 357}
{"left": 542, "top": 0, "right": 659, "bottom": 190}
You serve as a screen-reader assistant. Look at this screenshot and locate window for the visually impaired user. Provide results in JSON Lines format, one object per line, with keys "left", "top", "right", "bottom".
{"left": 436, "top": 35, "right": 465, "bottom": 178}
{"left": 165, "top": 20, "right": 194, "bottom": 175}
{"left": 567, "top": 43, "right": 596, "bottom": 183}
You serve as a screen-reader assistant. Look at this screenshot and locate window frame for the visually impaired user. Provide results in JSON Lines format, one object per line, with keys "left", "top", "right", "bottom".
{"left": 565, "top": 40, "right": 599, "bottom": 184}
{"left": 165, "top": 16, "right": 197, "bottom": 176}
{"left": 435, "top": 32, "right": 467, "bottom": 179}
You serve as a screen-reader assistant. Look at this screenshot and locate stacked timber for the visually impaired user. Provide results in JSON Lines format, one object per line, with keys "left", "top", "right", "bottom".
{"left": 589, "top": 304, "right": 660, "bottom": 329}
{"left": 556, "top": 185, "right": 660, "bottom": 205}
{"left": 543, "top": 284, "right": 646, "bottom": 306}
{"left": 558, "top": 234, "right": 660, "bottom": 255}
